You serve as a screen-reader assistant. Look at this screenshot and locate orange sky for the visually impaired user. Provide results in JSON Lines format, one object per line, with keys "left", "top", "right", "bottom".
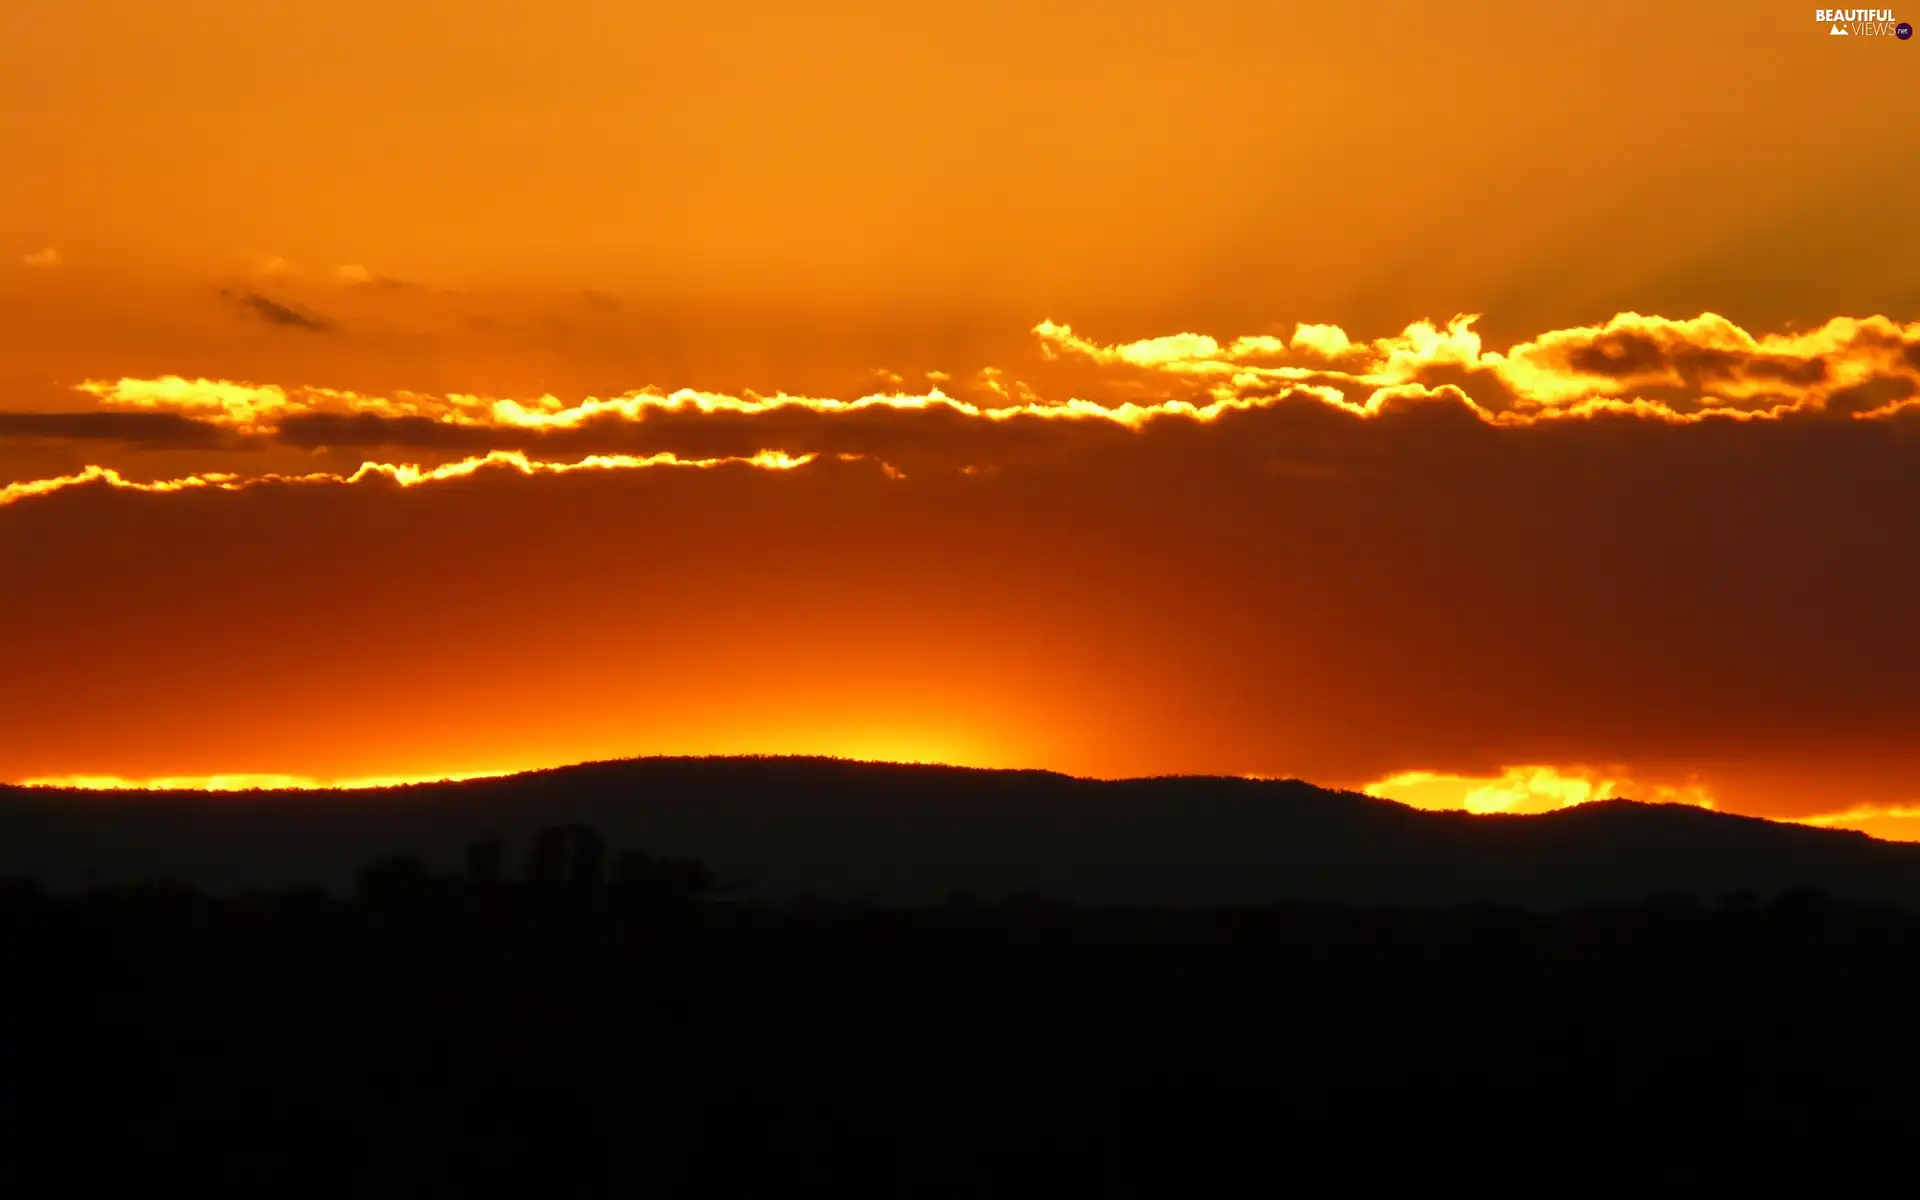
{"left": 2, "top": 2, "right": 1918, "bottom": 837}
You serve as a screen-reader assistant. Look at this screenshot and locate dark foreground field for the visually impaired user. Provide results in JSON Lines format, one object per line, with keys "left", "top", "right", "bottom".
{"left": 3, "top": 821, "right": 1918, "bottom": 1196}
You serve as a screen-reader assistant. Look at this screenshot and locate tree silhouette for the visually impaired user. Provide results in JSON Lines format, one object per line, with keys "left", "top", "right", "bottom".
{"left": 465, "top": 833, "right": 506, "bottom": 888}
{"left": 524, "top": 825, "right": 569, "bottom": 888}
{"left": 613, "top": 850, "right": 715, "bottom": 906}
{"left": 565, "top": 824, "right": 607, "bottom": 892}
{"left": 356, "top": 851, "right": 432, "bottom": 908}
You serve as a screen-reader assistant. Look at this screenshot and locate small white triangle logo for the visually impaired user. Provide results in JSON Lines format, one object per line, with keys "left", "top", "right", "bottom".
{"left": 1831, "top": 23, "right": 1848, "bottom": 33}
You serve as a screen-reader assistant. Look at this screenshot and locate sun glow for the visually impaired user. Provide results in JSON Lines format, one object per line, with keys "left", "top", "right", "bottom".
{"left": 1362, "top": 765, "right": 1716, "bottom": 815}
{"left": 18, "top": 769, "right": 516, "bottom": 792}
{"left": 1791, "top": 805, "right": 1920, "bottom": 843}
{"left": 1361, "top": 767, "right": 1920, "bottom": 843}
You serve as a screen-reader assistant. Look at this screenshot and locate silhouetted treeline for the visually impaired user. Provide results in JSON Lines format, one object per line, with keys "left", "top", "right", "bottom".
{"left": 2, "top": 824, "right": 1918, "bottom": 1196}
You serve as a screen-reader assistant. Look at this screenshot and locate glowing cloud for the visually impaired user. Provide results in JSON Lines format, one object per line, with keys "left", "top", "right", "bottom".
{"left": 0, "top": 448, "right": 816, "bottom": 510}
{"left": 1363, "top": 765, "right": 1717, "bottom": 816}
{"left": 1037, "top": 312, "right": 1920, "bottom": 423}
{"left": 62, "top": 312, "right": 1920, "bottom": 454}
{"left": 73, "top": 374, "right": 1307, "bottom": 435}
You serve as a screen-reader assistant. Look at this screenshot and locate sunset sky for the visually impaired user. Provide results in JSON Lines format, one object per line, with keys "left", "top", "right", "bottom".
{"left": 3, "top": 2, "right": 1917, "bottom": 836}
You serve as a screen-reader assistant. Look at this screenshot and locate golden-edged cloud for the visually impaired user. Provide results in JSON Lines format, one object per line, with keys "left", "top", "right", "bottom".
{"left": 61, "top": 309, "right": 1920, "bottom": 440}
{"left": 1037, "top": 311, "right": 1920, "bottom": 423}
{"left": 0, "top": 448, "right": 814, "bottom": 509}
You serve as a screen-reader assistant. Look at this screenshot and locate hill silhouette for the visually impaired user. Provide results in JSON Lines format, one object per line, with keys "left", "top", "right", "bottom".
{"left": 3, "top": 754, "right": 1913, "bottom": 906}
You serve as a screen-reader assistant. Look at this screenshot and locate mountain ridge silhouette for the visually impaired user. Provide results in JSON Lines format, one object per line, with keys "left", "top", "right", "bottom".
{"left": 1, "top": 753, "right": 1909, "bottom": 906}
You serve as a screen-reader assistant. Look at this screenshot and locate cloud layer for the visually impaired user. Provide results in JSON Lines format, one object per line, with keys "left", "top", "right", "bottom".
{"left": 0, "top": 310, "right": 1912, "bottom": 506}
